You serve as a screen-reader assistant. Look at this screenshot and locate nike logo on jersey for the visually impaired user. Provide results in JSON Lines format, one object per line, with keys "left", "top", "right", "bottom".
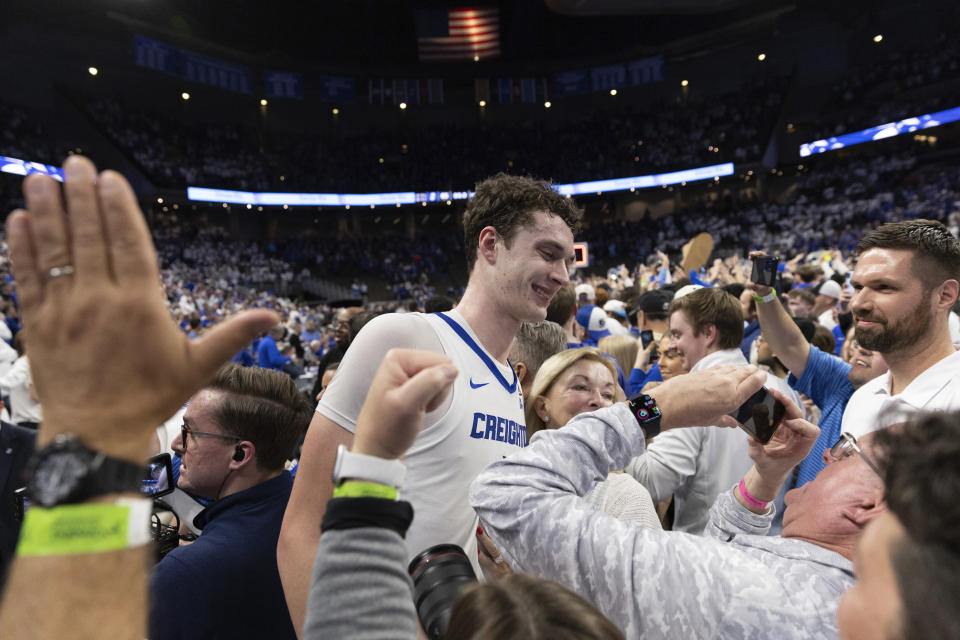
{"left": 469, "top": 379, "right": 490, "bottom": 389}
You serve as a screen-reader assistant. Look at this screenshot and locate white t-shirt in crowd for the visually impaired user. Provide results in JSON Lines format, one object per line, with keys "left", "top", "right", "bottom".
{"left": 841, "top": 349, "right": 960, "bottom": 437}
{"left": 625, "top": 348, "right": 803, "bottom": 535}
{"left": 0, "top": 355, "right": 42, "bottom": 425}
{"left": 316, "top": 310, "right": 526, "bottom": 574}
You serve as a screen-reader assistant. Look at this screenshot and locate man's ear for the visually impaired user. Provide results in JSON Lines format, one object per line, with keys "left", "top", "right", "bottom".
{"left": 229, "top": 441, "right": 254, "bottom": 469}
{"left": 933, "top": 279, "right": 959, "bottom": 312}
{"left": 477, "top": 226, "right": 500, "bottom": 266}
{"left": 702, "top": 324, "right": 718, "bottom": 349}
{"left": 842, "top": 491, "right": 887, "bottom": 528}
{"left": 513, "top": 361, "right": 528, "bottom": 387}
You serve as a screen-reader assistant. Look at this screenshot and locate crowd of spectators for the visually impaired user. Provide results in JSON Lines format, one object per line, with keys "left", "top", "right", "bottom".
{"left": 810, "top": 27, "right": 960, "bottom": 140}
{"left": 80, "top": 75, "right": 786, "bottom": 193}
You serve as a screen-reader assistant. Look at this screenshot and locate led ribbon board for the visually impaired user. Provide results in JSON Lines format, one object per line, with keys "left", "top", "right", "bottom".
{"left": 800, "top": 105, "right": 960, "bottom": 158}
{"left": 184, "top": 162, "right": 734, "bottom": 207}
{"left": 0, "top": 154, "right": 734, "bottom": 206}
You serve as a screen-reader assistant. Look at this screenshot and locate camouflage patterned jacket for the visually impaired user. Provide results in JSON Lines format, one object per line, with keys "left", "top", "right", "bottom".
{"left": 471, "top": 403, "right": 854, "bottom": 640}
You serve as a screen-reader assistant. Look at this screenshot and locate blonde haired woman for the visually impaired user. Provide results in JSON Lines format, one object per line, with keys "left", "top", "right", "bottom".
{"left": 526, "top": 348, "right": 660, "bottom": 529}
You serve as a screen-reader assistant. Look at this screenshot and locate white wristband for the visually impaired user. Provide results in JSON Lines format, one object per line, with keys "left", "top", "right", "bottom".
{"left": 332, "top": 444, "right": 406, "bottom": 488}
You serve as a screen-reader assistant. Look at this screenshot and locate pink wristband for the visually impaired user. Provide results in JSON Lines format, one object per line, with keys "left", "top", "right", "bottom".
{"left": 738, "top": 478, "right": 769, "bottom": 510}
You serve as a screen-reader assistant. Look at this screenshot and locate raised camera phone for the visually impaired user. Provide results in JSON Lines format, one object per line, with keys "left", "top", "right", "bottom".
{"left": 730, "top": 387, "right": 785, "bottom": 444}
{"left": 750, "top": 256, "right": 780, "bottom": 288}
{"left": 639, "top": 329, "right": 654, "bottom": 349}
{"left": 142, "top": 453, "right": 174, "bottom": 498}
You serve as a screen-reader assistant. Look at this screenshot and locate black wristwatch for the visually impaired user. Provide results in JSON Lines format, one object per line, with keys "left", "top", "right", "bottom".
{"left": 26, "top": 433, "right": 145, "bottom": 508}
{"left": 627, "top": 393, "right": 662, "bottom": 439}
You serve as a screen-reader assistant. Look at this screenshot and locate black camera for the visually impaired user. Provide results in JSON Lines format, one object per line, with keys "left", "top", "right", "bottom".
{"left": 408, "top": 544, "right": 478, "bottom": 639}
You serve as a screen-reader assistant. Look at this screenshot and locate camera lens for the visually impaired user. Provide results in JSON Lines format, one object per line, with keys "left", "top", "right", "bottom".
{"left": 408, "top": 544, "right": 477, "bottom": 639}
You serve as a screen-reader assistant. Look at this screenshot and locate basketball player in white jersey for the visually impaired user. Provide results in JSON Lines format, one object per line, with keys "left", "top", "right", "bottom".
{"left": 278, "top": 174, "right": 583, "bottom": 635}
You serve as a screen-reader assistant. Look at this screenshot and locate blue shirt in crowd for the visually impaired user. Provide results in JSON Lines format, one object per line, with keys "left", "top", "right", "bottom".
{"left": 788, "top": 346, "right": 855, "bottom": 487}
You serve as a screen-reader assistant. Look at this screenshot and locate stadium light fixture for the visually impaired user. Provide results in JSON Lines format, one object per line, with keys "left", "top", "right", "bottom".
{"left": 260, "top": 99, "right": 268, "bottom": 106}
{"left": 332, "top": 108, "right": 339, "bottom": 115}
{"left": 757, "top": 53, "right": 766, "bottom": 61}
{"left": 544, "top": 101, "right": 552, "bottom": 109}
{"left": 246, "top": 204, "right": 252, "bottom": 210}
{"left": 156, "top": 197, "right": 163, "bottom": 204}
{"left": 473, "top": 55, "right": 480, "bottom": 62}
{"left": 610, "top": 89, "right": 617, "bottom": 96}
{"left": 399, "top": 102, "right": 407, "bottom": 110}
{"left": 681, "top": 80, "right": 689, "bottom": 87}
{"left": 873, "top": 34, "right": 883, "bottom": 43}
{"left": 478, "top": 100, "right": 487, "bottom": 107}
{"left": 181, "top": 92, "right": 191, "bottom": 101}
{"left": 88, "top": 67, "right": 98, "bottom": 76}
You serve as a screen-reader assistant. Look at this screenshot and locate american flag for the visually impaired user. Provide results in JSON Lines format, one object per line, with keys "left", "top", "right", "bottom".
{"left": 416, "top": 7, "right": 500, "bottom": 63}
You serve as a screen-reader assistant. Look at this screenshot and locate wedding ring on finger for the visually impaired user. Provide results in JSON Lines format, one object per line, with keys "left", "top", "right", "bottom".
{"left": 46, "top": 265, "right": 76, "bottom": 281}
{"left": 494, "top": 554, "right": 505, "bottom": 565}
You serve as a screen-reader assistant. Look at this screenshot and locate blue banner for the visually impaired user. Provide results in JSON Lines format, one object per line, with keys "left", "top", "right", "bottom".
{"left": 590, "top": 64, "right": 626, "bottom": 91}
{"left": 318, "top": 76, "right": 356, "bottom": 103}
{"left": 264, "top": 71, "right": 303, "bottom": 99}
{"left": 134, "top": 35, "right": 179, "bottom": 75}
{"left": 552, "top": 70, "right": 589, "bottom": 97}
{"left": 181, "top": 50, "right": 251, "bottom": 94}
{"left": 627, "top": 56, "right": 664, "bottom": 86}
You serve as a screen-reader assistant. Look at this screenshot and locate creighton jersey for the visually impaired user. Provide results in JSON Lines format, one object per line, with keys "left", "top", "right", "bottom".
{"left": 401, "top": 311, "right": 527, "bottom": 574}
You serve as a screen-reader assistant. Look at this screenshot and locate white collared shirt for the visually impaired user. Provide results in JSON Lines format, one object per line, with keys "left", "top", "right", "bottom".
{"left": 841, "top": 349, "right": 960, "bottom": 437}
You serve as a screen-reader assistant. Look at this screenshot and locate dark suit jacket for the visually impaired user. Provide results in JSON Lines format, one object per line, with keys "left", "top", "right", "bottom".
{"left": 0, "top": 422, "right": 36, "bottom": 586}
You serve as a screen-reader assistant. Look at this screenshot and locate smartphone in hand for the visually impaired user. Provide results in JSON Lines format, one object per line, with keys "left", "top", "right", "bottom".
{"left": 730, "top": 387, "right": 786, "bottom": 444}
{"left": 750, "top": 256, "right": 780, "bottom": 287}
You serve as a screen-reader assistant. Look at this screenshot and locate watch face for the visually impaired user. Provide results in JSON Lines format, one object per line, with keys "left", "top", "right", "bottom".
{"left": 28, "top": 441, "right": 97, "bottom": 507}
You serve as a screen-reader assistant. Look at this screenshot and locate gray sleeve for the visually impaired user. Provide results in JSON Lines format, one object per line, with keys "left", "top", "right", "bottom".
{"left": 303, "top": 527, "right": 418, "bottom": 640}
{"left": 469, "top": 405, "right": 742, "bottom": 639}
{"left": 623, "top": 427, "right": 705, "bottom": 502}
{"left": 702, "top": 486, "right": 775, "bottom": 541}
{"left": 315, "top": 313, "right": 445, "bottom": 434}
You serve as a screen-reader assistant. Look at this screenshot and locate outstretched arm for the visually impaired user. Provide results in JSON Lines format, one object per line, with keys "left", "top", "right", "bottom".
{"left": 0, "top": 157, "right": 276, "bottom": 640}
{"left": 747, "top": 251, "right": 811, "bottom": 378}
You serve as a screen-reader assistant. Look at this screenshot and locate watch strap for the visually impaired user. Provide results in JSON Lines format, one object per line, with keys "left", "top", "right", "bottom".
{"left": 332, "top": 444, "right": 406, "bottom": 488}
{"left": 627, "top": 393, "right": 662, "bottom": 439}
{"left": 87, "top": 452, "right": 147, "bottom": 498}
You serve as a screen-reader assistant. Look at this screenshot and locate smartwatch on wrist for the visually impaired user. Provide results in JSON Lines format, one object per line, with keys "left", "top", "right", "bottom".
{"left": 626, "top": 393, "right": 663, "bottom": 439}
{"left": 26, "top": 433, "right": 144, "bottom": 508}
{"left": 332, "top": 444, "right": 406, "bottom": 489}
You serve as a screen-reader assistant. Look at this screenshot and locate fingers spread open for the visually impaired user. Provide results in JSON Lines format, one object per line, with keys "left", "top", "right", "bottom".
{"left": 23, "top": 174, "right": 71, "bottom": 286}
{"left": 63, "top": 157, "right": 109, "bottom": 282}
{"left": 5, "top": 212, "right": 41, "bottom": 313}
{"left": 97, "top": 170, "right": 157, "bottom": 285}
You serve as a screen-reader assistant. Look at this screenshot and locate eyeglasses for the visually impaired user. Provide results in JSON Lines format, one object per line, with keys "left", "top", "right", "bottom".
{"left": 830, "top": 432, "right": 883, "bottom": 478}
{"left": 180, "top": 424, "right": 240, "bottom": 451}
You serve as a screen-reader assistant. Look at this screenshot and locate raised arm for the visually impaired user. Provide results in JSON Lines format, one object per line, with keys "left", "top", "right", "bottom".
{"left": 747, "top": 251, "right": 811, "bottom": 378}
{"left": 0, "top": 157, "right": 276, "bottom": 640}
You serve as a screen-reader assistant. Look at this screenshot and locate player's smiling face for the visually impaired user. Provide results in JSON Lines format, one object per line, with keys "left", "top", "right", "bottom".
{"left": 494, "top": 210, "right": 575, "bottom": 323}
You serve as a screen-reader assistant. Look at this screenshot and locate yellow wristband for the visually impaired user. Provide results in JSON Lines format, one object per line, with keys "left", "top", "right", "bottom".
{"left": 332, "top": 481, "right": 398, "bottom": 501}
{"left": 17, "top": 499, "right": 152, "bottom": 557}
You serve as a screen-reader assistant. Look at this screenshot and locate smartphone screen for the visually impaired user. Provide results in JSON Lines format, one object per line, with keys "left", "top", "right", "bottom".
{"left": 750, "top": 256, "right": 780, "bottom": 287}
{"left": 640, "top": 329, "right": 654, "bottom": 348}
{"left": 142, "top": 453, "right": 174, "bottom": 498}
{"left": 730, "top": 387, "right": 785, "bottom": 444}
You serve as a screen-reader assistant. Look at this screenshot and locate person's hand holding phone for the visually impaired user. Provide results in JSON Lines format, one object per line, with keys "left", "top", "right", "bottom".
{"left": 747, "top": 250, "right": 775, "bottom": 297}
{"left": 745, "top": 388, "right": 819, "bottom": 485}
